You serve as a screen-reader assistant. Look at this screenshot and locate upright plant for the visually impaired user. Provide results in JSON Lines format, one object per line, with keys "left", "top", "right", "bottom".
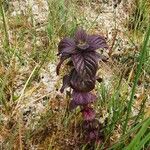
{"left": 56, "top": 28, "right": 108, "bottom": 141}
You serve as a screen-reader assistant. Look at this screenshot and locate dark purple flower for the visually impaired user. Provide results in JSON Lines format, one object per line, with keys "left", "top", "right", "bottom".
{"left": 57, "top": 28, "right": 108, "bottom": 143}
{"left": 81, "top": 106, "right": 96, "bottom": 121}
{"left": 56, "top": 28, "right": 108, "bottom": 78}
{"left": 60, "top": 69, "right": 103, "bottom": 93}
{"left": 58, "top": 37, "right": 76, "bottom": 55}
{"left": 70, "top": 69, "right": 96, "bottom": 92}
{"left": 72, "top": 91, "right": 96, "bottom": 105}
{"left": 82, "top": 119, "right": 101, "bottom": 142}
{"left": 69, "top": 90, "right": 96, "bottom": 110}
{"left": 60, "top": 69, "right": 96, "bottom": 93}
{"left": 71, "top": 51, "right": 99, "bottom": 79}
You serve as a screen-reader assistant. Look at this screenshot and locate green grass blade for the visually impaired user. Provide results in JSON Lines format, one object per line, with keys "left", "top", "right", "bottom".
{"left": 124, "top": 117, "right": 150, "bottom": 150}
{"left": 137, "top": 131, "right": 150, "bottom": 150}
{"left": 108, "top": 119, "right": 147, "bottom": 150}
{"left": 123, "top": 26, "right": 150, "bottom": 134}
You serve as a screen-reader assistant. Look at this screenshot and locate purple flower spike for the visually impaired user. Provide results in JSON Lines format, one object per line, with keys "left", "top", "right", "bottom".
{"left": 82, "top": 107, "right": 96, "bottom": 121}
{"left": 57, "top": 28, "right": 108, "bottom": 143}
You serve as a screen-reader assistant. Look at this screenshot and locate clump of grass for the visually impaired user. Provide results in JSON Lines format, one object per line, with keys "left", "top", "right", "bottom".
{"left": 0, "top": 0, "right": 150, "bottom": 149}
{"left": 94, "top": 26, "right": 150, "bottom": 150}
{"left": 128, "top": 0, "right": 150, "bottom": 39}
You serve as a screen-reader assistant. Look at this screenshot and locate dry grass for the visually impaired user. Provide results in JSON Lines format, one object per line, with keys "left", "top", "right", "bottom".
{"left": 0, "top": 0, "right": 150, "bottom": 149}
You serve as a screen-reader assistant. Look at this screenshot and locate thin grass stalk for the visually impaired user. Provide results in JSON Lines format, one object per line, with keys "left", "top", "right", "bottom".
{"left": 18, "top": 112, "right": 23, "bottom": 150}
{"left": 0, "top": 0, "right": 10, "bottom": 48}
{"left": 0, "top": 78, "right": 8, "bottom": 111}
{"left": 134, "top": 96, "right": 147, "bottom": 124}
{"left": 11, "top": 65, "right": 38, "bottom": 116}
{"left": 123, "top": 26, "right": 150, "bottom": 134}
